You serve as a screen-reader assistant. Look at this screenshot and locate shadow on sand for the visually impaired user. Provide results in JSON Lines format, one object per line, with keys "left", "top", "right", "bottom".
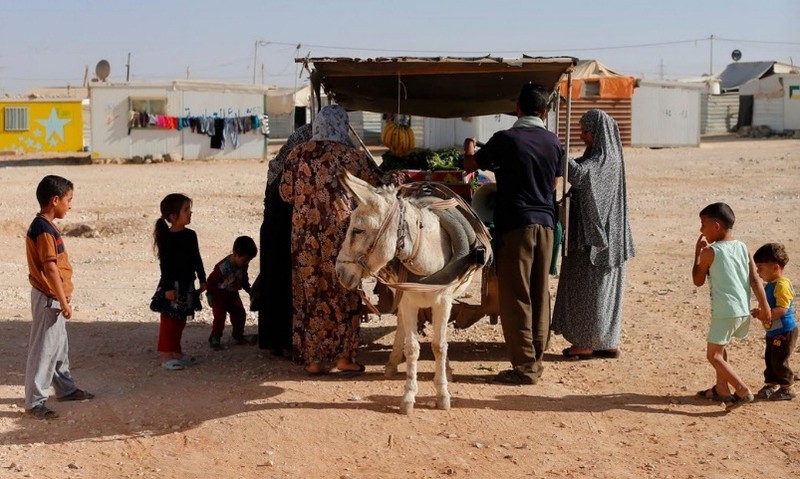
{"left": 0, "top": 318, "right": 723, "bottom": 446}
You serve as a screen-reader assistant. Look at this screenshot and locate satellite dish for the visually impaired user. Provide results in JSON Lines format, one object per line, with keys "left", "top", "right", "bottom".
{"left": 731, "top": 50, "right": 742, "bottom": 62}
{"left": 95, "top": 60, "right": 111, "bottom": 81}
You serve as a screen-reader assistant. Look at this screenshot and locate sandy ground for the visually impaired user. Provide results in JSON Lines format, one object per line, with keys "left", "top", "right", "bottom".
{"left": 0, "top": 137, "right": 798, "bottom": 479}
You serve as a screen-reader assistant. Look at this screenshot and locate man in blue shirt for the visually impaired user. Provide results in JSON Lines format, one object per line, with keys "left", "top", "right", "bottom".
{"left": 464, "top": 83, "right": 563, "bottom": 385}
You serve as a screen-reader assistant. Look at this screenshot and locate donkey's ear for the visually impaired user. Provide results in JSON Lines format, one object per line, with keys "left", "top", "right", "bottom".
{"left": 339, "top": 169, "right": 375, "bottom": 205}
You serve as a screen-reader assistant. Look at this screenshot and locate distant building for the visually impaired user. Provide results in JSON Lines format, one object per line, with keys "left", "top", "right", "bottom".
{"left": 89, "top": 80, "right": 269, "bottom": 160}
{"left": 0, "top": 96, "right": 84, "bottom": 153}
{"left": 557, "top": 59, "right": 636, "bottom": 147}
{"left": 718, "top": 61, "right": 800, "bottom": 131}
{"left": 739, "top": 72, "right": 800, "bottom": 131}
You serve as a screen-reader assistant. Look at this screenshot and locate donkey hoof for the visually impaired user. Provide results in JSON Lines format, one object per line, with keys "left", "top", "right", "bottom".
{"left": 436, "top": 396, "right": 451, "bottom": 410}
{"left": 400, "top": 401, "right": 415, "bottom": 415}
{"left": 384, "top": 364, "right": 399, "bottom": 378}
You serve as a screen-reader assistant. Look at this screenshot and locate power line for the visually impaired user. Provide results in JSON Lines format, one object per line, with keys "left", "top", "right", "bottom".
{"left": 260, "top": 36, "right": 798, "bottom": 55}
{"left": 715, "top": 37, "right": 800, "bottom": 46}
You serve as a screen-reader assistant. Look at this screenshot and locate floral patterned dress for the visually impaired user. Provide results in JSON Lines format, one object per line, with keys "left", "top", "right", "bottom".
{"left": 279, "top": 140, "right": 401, "bottom": 365}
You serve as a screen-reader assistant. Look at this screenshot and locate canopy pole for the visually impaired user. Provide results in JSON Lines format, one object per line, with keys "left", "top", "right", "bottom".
{"left": 348, "top": 124, "right": 377, "bottom": 163}
{"left": 561, "top": 71, "right": 572, "bottom": 257}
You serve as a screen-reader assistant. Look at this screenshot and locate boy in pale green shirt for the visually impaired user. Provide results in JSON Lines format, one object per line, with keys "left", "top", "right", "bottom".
{"left": 692, "top": 202, "right": 769, "bottom": 411}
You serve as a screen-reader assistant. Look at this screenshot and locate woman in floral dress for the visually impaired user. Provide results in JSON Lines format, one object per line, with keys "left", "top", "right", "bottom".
{"left": 279, "top": 105, "right": 404, "bottom": 375}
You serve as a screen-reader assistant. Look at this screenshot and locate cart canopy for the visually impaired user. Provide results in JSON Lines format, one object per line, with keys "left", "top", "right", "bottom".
{"left": 298, "top": 56, "right": 578, "bottom": 118}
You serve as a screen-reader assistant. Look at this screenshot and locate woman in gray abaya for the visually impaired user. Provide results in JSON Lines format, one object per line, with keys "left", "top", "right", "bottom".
{"left": 552, "top": 109, "right": 635, "bottom": 359}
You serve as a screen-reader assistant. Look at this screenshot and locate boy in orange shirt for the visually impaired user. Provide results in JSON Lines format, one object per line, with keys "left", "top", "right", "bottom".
{"left": 24, "top": 175, "right": 94, "bottom": 420}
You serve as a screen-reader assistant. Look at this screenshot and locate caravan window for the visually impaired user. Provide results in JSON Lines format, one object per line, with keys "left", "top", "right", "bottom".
{"left": 129, "top": 97, "right": 167, "bottom": 116}
{"left": 3, "top": 106, "right": 29, "bottom": 131}
{"left": 582, "top": 81, "right": 600, "bottom": 98}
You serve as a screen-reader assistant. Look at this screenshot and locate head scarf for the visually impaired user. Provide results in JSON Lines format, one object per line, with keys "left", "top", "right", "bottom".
{"left": 311, "top": 104, "right": 354, "bottom": 146}
{"left": 568, "top": 109, "right": 635, "bottom": 267}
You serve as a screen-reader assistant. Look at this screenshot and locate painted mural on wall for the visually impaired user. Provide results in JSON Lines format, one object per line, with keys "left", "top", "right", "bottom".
{"left": 0, "top": 101, "right": 83, "bottom": 153}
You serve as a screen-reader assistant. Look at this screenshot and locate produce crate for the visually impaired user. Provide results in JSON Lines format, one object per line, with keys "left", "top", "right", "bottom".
{"left": 400, "top": 169, "right": 472, "bottom": 200}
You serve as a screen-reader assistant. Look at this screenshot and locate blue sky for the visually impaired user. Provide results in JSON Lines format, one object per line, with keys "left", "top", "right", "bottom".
{"left": 1, "top": 0, "right": 798, "bottom": 94}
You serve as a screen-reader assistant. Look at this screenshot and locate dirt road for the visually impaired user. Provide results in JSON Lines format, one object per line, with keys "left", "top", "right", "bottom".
{"left": 0, "top": 137, "right": 798, "bottom": 478}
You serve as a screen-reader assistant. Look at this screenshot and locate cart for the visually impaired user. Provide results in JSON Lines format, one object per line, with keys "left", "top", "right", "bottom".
{"left": 298, "top": 56, "right": 578, "bottom": 328}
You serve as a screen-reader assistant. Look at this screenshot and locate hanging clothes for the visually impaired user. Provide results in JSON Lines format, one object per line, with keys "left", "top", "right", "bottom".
{"left": 210, "top": 118, "right": 224, "bottom": 149}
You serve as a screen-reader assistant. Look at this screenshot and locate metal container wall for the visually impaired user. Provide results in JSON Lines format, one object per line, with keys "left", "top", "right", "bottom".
{"left": 422, "top": 114, "right": 515, "bottom": 150}
{"left": 631, "top": 81, "right": 702, "bottom": 147}
{"left": 753, "top": 97, "right": 785, "bottom": 131}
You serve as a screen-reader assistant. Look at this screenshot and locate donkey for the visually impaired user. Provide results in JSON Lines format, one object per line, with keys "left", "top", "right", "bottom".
{"left": 335, "top": 170, "right": 490, "bottom": 414}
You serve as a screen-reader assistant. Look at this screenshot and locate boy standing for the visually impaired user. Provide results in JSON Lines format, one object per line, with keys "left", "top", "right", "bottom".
{"left": 692, "top": 202, "right": 770, "bottom": 411}
{"left": 752, "top": 243, "right": 797, "bottom": 401}
{"left": 207, "top": 236, "right": 258, "bottom": 350}
{"left": 25, "top": 175, "right": 94, "bottom": 420}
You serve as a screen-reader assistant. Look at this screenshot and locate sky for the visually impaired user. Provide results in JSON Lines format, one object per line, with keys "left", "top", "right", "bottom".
{"left": 1, "top": 0, "right": 798, "bottom": 95}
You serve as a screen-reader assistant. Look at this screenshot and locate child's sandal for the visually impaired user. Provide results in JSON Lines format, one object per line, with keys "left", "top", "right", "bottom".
{"left": 725, "top": 390, "right": 754, "bottom": 411}
{"left": 696, "top": 386, "right": 734, "bottom": 402}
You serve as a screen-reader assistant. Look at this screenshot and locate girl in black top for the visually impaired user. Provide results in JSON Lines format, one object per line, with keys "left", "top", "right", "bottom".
{"left": 152, "top": 193, "right": 206, "bottom": 370}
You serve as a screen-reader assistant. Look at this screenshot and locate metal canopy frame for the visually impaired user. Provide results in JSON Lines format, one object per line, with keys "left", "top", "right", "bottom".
{"left": 299, "top": 56, "right": 577, "bottom": 119}
{"left": 298, "top": 55, "right": 576, "bottom": 255}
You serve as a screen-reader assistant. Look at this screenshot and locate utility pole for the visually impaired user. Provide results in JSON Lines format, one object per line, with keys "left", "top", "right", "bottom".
{"left": 186, "top": 66, "right": 191, "bottom": 79}
{"left": 126, "top": 52, "right": 131, "bottom": 81}
{"left": 659, "top": 59, "right": 665, "bottom": 80}
{"left": 253, "top": 40, "right": 269, "bottom": 84}
{"left": 709, "top": 34, "right": 714, "bottom": 76}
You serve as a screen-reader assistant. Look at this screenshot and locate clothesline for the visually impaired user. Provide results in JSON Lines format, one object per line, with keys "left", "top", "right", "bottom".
{"left": 127, "top": 112, "right": 270, "bottom": 150}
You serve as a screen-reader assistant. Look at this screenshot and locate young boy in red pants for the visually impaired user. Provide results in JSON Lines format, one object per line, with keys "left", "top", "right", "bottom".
{"left": 206, "top": 236, "right": 257, "bottom": 350}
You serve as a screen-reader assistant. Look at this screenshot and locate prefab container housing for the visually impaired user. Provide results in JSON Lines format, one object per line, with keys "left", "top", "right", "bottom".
{"left": 738, "top": 73, "right": 800, "bottom": 131}
{"left": 557, "top": 60, "right": 635, "bottom": 146}
{"left": 0, "top": 98, "right": 84, "bottom": 153}
{"left": 631, "top": 80, "right": 703, "bottom": 147}
{"left": 89, "top": 81, "right": 269, "bottom": 160}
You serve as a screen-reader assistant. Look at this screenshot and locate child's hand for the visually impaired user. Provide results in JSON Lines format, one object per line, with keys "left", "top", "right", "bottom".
{"left": 750, "top": 308, "right": 759, "bottom": 318}
{"left": 695, "top": 234, "right": 709, "bottom": 256}
{"left": 197, "top": 282, "right": 207, "bottom": 293}
{"left": 757, "top": 305, "right": 771, "bottom": 325}
{"left": 165, "top": 290, "right": 176, "bottom": 301}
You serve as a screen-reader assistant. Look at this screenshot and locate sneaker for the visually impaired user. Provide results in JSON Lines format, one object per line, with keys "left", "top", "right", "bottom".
{"left": 756, "top": 384, "right": 779, "bottom": 400}
{"left": 26, "top": 403, "right": 58, "bottom": 420}
{"left": 769, "top": 387, "right": 796, "bottom": 401}
{"left": 209, "top": 336, "right": 223, "bottom": 351}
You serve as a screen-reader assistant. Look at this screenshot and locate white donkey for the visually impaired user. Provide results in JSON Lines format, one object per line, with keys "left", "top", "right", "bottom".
{"left": 336, "top": 170, "right": 491, "bottom": 414}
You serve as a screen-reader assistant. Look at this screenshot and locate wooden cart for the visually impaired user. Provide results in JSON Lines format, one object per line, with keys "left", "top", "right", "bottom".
{"left": 298, "top": 56, "right": 578, "bottom": 328}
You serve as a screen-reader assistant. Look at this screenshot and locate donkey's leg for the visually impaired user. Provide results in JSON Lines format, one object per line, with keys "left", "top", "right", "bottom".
{"left": 431, "top": 298, "right": 451, "bottom": 410}
{"left": 399, "top": 301, "right": 420, "bottom": 415}
{"left": 385, "top": 312, "right": 405, "bottom": 377}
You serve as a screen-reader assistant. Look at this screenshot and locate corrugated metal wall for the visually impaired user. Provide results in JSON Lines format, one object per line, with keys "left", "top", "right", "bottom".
{"left": 557, "top": 99, "right": 631, "bottom": 147}
{"left": 701, "top": 93, "right": 738, "bottom": 133}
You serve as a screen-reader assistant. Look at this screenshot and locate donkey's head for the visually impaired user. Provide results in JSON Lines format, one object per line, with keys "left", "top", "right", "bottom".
{"left": 336, "top": 170, "right": 400, "bottom": 290}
